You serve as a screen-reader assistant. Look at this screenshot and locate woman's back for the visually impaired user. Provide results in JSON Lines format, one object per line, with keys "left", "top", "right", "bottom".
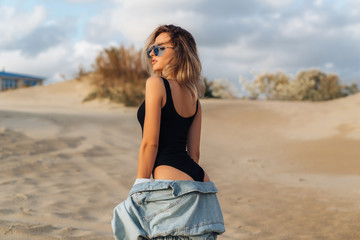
{"left": 136, "top": 25, "right": 208, "bottom": 182}
{"left": 137, "top": 77, "right": 204, "bottom": 181}
{"left": 112, "top": 24, "right": 224, "bottom": 240}
{"left": 166, "top": 78, "right": 198, "bottom": 118}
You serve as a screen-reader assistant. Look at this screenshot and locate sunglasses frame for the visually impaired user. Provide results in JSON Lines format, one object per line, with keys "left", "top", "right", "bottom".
{"left": 146, "top": 42, "right": 174, "bottom": 58}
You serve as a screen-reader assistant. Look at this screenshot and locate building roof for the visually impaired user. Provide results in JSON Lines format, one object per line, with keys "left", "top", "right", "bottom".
{"left": 0, "top": 71, "right": 44, "bottom": 81}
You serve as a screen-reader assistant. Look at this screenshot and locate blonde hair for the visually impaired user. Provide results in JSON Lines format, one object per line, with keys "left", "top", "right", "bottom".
{"left": 143, "top": 24, "right": 205, "bottom": 100}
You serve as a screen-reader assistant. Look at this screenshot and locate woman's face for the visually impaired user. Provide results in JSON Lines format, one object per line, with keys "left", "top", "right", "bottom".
{"left": 149, "top": 32, "right": 174, "bottom": 73}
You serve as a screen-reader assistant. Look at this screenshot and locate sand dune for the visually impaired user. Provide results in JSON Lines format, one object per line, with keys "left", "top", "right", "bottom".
{"left": 1, "top": 80, "right": 360, "bottom": 239}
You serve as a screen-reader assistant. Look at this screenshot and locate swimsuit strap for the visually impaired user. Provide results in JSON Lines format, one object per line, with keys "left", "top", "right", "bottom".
{"left": 194, "top": 98, "right": 199, "bottom": 117}
{"left": 161, "top": 77, "right": 173, "bottom": 106}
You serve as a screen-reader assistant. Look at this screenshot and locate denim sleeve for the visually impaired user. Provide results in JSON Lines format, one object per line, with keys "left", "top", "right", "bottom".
{"left": 112, "top": 196, "right": 148, "bottom": 240}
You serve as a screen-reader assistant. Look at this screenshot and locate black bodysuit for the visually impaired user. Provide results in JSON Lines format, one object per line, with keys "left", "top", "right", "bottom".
{"left": 137, "top": 77, "right": 205, "bottom": 182}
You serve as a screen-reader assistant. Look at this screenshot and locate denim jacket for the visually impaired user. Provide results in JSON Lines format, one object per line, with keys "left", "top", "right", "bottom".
{"left": 111, "top": 180, "right": 225, "bottom": 239}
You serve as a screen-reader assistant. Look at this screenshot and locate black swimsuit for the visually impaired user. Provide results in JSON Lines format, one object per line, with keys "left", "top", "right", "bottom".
{"left": 137, "top": 77, "right": 205, "bottom": 182}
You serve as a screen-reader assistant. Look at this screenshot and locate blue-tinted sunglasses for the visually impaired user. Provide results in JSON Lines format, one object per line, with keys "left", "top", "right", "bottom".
{"left": 146, "top": 42, "right": 174, "bottom": 58}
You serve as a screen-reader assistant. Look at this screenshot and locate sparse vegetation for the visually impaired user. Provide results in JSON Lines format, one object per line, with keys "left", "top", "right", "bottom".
{"left": 75, "top": 45, "right": 358, "bottom": 104}
{"left": 76, "top": 45, "right": 237, "bottom": 105}
{"left": 241, "top": 69, "right": 359, "bottom": 101}
{"left": 204, "top": 77, "right": 217, "bottom": 98}
{"left": 204, "top": 77, "right": 237, "bottom": 99}
{"left": 75, "top": 64, "right": 90, "bottom": 80}
{"left": 79, "top": 45, "right": 149, "bottom": 106}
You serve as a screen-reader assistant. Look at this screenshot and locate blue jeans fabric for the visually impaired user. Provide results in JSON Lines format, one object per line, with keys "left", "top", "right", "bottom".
{"left": 111, "top": 180, "right": 225, "bottom": 240}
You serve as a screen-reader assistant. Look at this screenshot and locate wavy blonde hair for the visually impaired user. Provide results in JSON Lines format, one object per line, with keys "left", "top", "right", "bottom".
{"left": 143, "top": 24, "right": 205, "bottom": 100}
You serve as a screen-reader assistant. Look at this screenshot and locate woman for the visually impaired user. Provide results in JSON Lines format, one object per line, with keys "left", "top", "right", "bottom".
{"left": 112, "top": 25, "right": 225, "bottom": 240}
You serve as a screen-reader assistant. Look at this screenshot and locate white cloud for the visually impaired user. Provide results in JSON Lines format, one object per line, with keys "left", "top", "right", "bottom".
{"left": 73, "top": 41, "right": 102, "bottom": 59}
{"left": 324, "top": 62, "right": 334, "bottom": 69}
{"left": 258, "top": 0, "right": 295, "bottom": 8}
{"left": 114, "top": 0, "right": 199, "bottom": 10}
{"left": 86, "top": 0, "right": 205, "bottom": 46}
{"left": 314, "top": 0, "right": 323, "bottom": 6}
{"left": 1, "top": 0, "right": 360, "bottom": 88}
{"left": 0, "top": 40, "right": 104, "bottom": 84}
{"left": 344, "top": 22, "right": 360, "bottom": 38}
{"left": 348, "top": 0, "right": 360, "bottom": 16}
{"left": 0, "top": 45, "right": 68, "bottom": 79}
{"left": 281, "top": 11, "right": 324, "bottom": 38}
{"left": 0, "top": 5, "right": 46, "bottom": 47}
{"left": 66, "top": 0, "right": 97, "bottom": 2}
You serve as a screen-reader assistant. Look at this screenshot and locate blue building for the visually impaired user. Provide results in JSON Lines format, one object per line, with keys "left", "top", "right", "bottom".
{"left": 0, "top": 71, "right": 44, "bottom": 91}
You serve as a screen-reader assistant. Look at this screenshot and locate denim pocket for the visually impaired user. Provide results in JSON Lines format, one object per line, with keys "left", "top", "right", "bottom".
{"left": 131, "top": 187, "right": 174, "bottom": 205}
{"left": 131, "top": 192, "right": 150, "bottom": 205}
{"left": 144, "top": 188, "right": 177, "bottom": 202}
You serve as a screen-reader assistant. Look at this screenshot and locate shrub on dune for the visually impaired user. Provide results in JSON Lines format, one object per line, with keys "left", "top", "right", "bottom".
{"left": 79, "top": 45, "right": 149, "bottom": 106}
{"left": 242, "top": 69, "right": 358, "bottom": 101}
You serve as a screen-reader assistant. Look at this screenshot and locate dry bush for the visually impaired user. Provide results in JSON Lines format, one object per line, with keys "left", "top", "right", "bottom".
{"left": 204, "top": 78, "right": 238, "bottom": 99}
{"left": 78, "top": 45, "right": 239, "bottom": 104}
{"left": 75, "top": 64, "right": 90, "bottom": 81}
{"left": 242, "top": 69, "right": 358, "bottom": 101}
{"left": 81, "top": 45, "right": 149, "bottom": 106}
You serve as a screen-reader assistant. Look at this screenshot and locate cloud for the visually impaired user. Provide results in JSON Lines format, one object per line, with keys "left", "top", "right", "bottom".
{"left": 0, "top": 45, "right": 69, "bottom": 79}
{"left": 85, "top": 0, "right": 205, "bottom": 46}
{"left": 0, "top": 40, "right": 103, "bottom": 84}
{"left": 0, "top": 3, "right": 100, "bottom": 82}
{"left": 66, "top": 0, "right": 97, "bottom": 2}
{"left": 73, "top": 41, "right": 103, "bottom": 59}
{"left": 17, "top": 20, "right": 75, "bottom": 57}
{"left": 1, "top": 0, "right": 360, "bottom": 88}
{"left": 0, "top": 5, "right": 46, "bottom": 48}
{"left": 314, "top": 0, "right": 323, "bottom": 7}
{"left": 257, "top": 0, "right": 295, "bottom": 8}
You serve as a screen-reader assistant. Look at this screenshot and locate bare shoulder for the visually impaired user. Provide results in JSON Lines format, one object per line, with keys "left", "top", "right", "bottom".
{"left": 145, "top": 76, "right": 166, "bottom": 101}
{"left": 145, "top": 76, "right": 163, "bottom": 88}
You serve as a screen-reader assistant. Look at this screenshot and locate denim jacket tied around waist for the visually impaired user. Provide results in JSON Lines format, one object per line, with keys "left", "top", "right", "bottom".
{"left": 111, "top": 180, "right": 225, "bottom": 239}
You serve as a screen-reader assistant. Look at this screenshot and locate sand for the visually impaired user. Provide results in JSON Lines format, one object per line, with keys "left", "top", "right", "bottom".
{"left": 0, "top": 79, "right": 360, "bottom": 240}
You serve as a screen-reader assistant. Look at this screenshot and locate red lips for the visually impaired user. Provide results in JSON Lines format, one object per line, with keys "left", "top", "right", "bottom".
{"left": 152, "top": 59, "right": 157, "bottom": 65}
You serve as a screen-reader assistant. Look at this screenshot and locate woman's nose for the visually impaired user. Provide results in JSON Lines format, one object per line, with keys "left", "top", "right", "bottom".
{"left": 149, "top": 48, "right": 155, "bottom": 57}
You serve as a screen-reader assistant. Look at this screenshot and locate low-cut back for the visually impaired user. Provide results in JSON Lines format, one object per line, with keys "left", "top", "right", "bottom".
{"left": 137, "top": 77, "right": 204, "bottom": 181}
{"left": 166, "top": 79, "right": 198, "bottom": 118}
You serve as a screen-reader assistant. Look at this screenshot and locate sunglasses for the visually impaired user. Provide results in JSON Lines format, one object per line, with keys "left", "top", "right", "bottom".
{"left": 146, "top": 42, "right": 174, "bottom": 58}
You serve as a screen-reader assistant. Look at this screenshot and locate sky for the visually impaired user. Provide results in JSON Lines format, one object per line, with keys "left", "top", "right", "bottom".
{"left": 1, "top": 0, "right": 360, "bottom": 95}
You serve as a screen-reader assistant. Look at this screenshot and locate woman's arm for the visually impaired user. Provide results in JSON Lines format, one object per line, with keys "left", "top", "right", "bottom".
{"left": 186, "top": 100, "right": 202, "bottom": 163}
{"left": 136, "top": 77, "right": 165, "bottom": 178}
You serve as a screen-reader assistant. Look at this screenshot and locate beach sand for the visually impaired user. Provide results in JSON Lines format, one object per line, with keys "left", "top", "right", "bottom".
{"left": 1, "top": 79, "right": 360, "bottom": 239}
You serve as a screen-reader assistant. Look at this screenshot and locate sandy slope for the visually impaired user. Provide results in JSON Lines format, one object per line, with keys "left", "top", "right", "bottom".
{"left": 0, "top": 80, "right": 360, "bottom": 239}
